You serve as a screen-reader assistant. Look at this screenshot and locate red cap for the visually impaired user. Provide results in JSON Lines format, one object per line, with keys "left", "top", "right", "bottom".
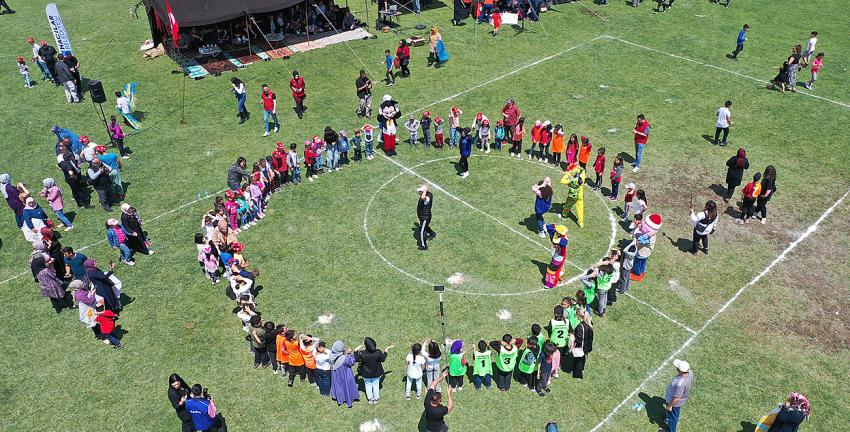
{"left": 423, "top": 111, "right": 430, "bottom": 117}
{"left": 225, "top": 190, "right": 235, "bottom": 199}
{"left": 363, "top": 124, "right": 373, "bottom": 132}
{"left": 434, "top": 116, "right": 443, "bottom": 123}
{"left": 17, "top": 56, "right": 25, "bottom": 62}
{"left": 483, "top": 119, "right": 490, "bottom": 126}
{"left": 276, "top": 142, "right": 285, "bottom": 150}
{"left": 231, "top": 242, "right": 244, "bottom": 251}
{"left": 235, "top": 188, "right": 244, "bottom": 195}
{"left": 95, "top": 145, "right": 107, "bottom": 153}
{"left": 80, "top": 135, "right": 90, "bottom": 144}
{"left": 476, "top": 112, "right": 483, "bottom": 119}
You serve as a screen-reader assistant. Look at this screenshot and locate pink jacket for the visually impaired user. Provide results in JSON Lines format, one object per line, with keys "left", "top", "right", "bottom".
{"left": 39, "top": 185, "right": 65, "bottom": 211}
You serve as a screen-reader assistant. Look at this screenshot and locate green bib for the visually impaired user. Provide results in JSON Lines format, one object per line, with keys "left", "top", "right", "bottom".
{"left": 449, "top": 353, "right": 467, "bottom": 376}
{"left": 496, "top": 347, "right": 518, "bottom": 372}
{"left": 528, "top": 333, "right": 546, "bottom": 346}
{"left": 517, "top": 348, "right": 538, "bottom": 374}
{"left": 567, "top": 306, "right": 580, "bottom": 331}
{"left": 583, "top": 285, "right": 596, "bottom": 304}
{"left": 550, "top": 320, "right": 570, "bottom": 347}
{"left": 596, "top": 272, "right": 614, "bottom": 293}
{"left": 472, "top": 350, "right": 493, "bottom": 376}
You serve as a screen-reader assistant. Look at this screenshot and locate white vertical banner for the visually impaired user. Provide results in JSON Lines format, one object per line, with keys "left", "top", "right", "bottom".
{"left": 46, "top": 3, "right": 74, "bottom": 56}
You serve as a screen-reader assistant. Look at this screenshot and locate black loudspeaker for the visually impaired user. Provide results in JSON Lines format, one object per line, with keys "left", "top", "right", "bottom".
{"left": 89, "top": 80, "right": 107, "bottom": 103}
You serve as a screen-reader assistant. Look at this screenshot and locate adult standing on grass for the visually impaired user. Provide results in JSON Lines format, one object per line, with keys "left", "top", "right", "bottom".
{"left": 185, "top": 384, "right": 224, "bottom": 432}
{"left": 231, "top": 77, "right": 248, "bottom": 124}
{"left": 227, "top": 157, "right": 250, "bottom": 191}
{"left": 37, "top": 40, "right": 59, "bottom": 85}
{"left": 458, "top": 127, "right": 472, "bottom": 179}
{"left": 532, "top": 177, "right": 553, "bottom": 238}
{"left": 330, "top": 340, "right": 360, "bottom": 408}
{"left": 31, "top": 254, "right": 72, "bottom": 314}
{"left": 85, "top": 259, "right": 122, "bottom": 313}
{"left": 260, "top": 84, "right": 280, "bottom": 137}
{"left": 662, "top": 359, "right": 694, "bottom": 432}
{"left": 355, "top": 70, "right": 373, "bottom": 117}
{"left": 723, "top": 148, "right": 749, "bottom": 202}
{"left": 786, "top": 45, "right": 802, "bottom": 93}
{"left": 87, "top": 157, "right": 114, "bottom": 212}
{"left": 424, "top": 371, "right": 454, "bottom": 432}
{"left": 27, "top": 37, "right": 53, "bottom": 82}
{"left": 713, "top": 101, "right": 733, "bottom": 146}
{"left": 54, "top": 54, "right": 79, "bottom": 103}
{"left": 689, "top": 200, "right": 717, "bottom": 254}
{"left": 121, "top": 203, "right": 154, "bottom": 256}
{"left": 289, "top": 71, "right": 306, "bottom": 119}
{"left": 355, "top": 337, "right": 394, "bottom": 404}
{"left": 168, "top": 374, "right": 194, "bottom": 432}
{"left": 416, "top": 184, "right": 436, "bottom": 251}
{"left": 501, "top": 98, "right": 521, "bottom": 141}
{"left": 1, "top": 173, "right": 25, "bottom": 228}
{"left": 396, "top": 40, "right": 412, "bottom": 78}
{"left": 730, "top": 24, "right": 748, "bottom": 60}
{"left": 428, "top": 27, "right": 444, "bottom": 66}
{"left": 755, "top": 165, "right": 776, "bottom": 225}
{"left": 631, "top": 114, "right": 650, "bottom": 172}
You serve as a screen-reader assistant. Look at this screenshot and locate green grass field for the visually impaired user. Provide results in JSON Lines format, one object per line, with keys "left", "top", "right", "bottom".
{"left": 1, "top": 0, "right": 849, "bottom": 431}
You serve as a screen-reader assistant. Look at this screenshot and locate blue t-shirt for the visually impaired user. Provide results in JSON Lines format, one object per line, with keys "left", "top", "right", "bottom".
{"left": 737, "top": 30, "right": 747, "bottom": 44}
{"left": 385, "top": 55, "right": 394, "bottom": 70}
{"left": 67, "top": 253, "right": 88, "bottom": 279}
{"left": 220, "top": 252, "right": 233, "bottom": 267}
{"left": 535, "top": 194, "right": 552, "bottom": 215}
{"left": 460, "top": 136, "right": 472, "bottom": 157}
{"left": 99, "top": 152, "right": 120, "bottom": 170}
{"left": 185, "top": 398, "right": 214, "bottom": 431}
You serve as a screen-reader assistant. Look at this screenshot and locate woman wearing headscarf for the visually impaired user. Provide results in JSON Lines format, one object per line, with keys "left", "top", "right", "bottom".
{"left": 121, "top": 203, "right": 154, "bottom": 255}
{"left": 355, "top": 337, "right": 394, "bottom": 404}
{"left": 31, "top": 254, "right": 71, "bottom": 313}
{"left": 2, "top": 173, "right": 25, "bottom": 228}
{"left": 22, "top": 196, "right": 49, "bottom": 242}
{"left": 767, "top": 392, "right": 810, "bottom": 432}
{"left": 756, "top": 165, "right": 777, "bottom": 225}
{"left": 451, "top": 0, "right": 469, "bottom": 26}
{"left": 41, "top": 228, "right": 67, "bottom": 279}
{"left": 85, "top": 258, "right": 121, "bottom": 313}
{"left": 39, "top": 178, "right": 73, "bottom": 231}
{"left": 723, "top": 147, "right": 749, "bottom": 202}
{"left": 57, "top": 150, "right": 91, "bottom": 208}
{"left": 71, "top": 280, "right": 98, "bottom": 333}
{"left": 428, "top": 27, "right": 444, "bottom": 66}
{"left": 330, "top": 340, "right": 360, "bottom": 408}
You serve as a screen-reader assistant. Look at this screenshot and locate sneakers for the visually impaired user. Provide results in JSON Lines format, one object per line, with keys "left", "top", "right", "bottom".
{"left": 121, "top": 155, "right": 130, "bottom": 159}
{"left": 460, "top": 172, "right": 469, "bottom": 179}
{"left": 274, "top": 126, "right": 280, "bottom": 133}
{"left": 538, "top": 231, "right": 546, "bottom": 238}
{"left": 114, "top": 343, "right": 124, "bottom": 350}
{"left": 632, "top": 167, "right": 640, "bottom": 172}
{"left": 148, "top": 250, "right": 156, "bottom": 255}
{"left": 528, "top": 154, "right": 533, "bottom": 160}
{"left": 64, "top": 226, "right": 74, "bottom": 232}
{"left": 263, "top": 131, "right": 270, "bottom": 137}
{"left": 761, "top": 217, "right": 766, "bottom": 225}
{"left": 122, "top": 259, "right": 135, "bottom": 266}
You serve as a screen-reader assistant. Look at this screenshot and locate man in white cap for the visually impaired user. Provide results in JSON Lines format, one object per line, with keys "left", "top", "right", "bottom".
{"left": 416, "top": 184, "right": 436, "bottom": 251}
{"left": 662, "top": 359, "right": 694, "bottom": 432}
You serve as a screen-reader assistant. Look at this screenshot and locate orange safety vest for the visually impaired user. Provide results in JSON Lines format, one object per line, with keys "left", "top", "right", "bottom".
{"left": 301, "top": 344, "right": 316, "bottom": 369}
{"left": 284, "top": 338, "right": 304, "bottom": 366}
{"left": 276, "top": 334, "right": 289, "bottom": 363}
{"left": 578, "top": 144, "right": 592, "bottom": 164}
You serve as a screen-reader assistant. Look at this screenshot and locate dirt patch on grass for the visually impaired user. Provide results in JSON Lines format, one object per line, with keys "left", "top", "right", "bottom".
{"left": 579, "top": 8, "right": 608, "bottom": 19}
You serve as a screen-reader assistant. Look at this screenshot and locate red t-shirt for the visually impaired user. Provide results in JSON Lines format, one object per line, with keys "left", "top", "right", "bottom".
{"left": 262, "top": 91, "right": 276, "bottom": 111}
{"left": 634, "top": 120, "right": 650, "bottom": 145}
{"left": 96, "top": 310, "right": 118, "bottom": 334}
{"left": 594, "top": 154, "right": 606, "bottom": 174}
{"left": 272, "top": 151, "right": 287, "bottom": 171}
{"left": 304, "top": 148, "right": 316, "bottom": 164}
{"left": 289, "top": 78, "right": 305, "bottom": 99}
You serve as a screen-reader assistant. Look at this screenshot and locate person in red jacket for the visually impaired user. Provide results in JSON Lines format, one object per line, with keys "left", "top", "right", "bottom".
{"left": 303, "top": 141, "right": 318, "bottom": 181}
{"left": 95, "top": 304, "right": 124, "bottom": 349}
{"left": 396, "top": 40, "right": 411, "bottom": 78}
{"left": 289, "top": 71, "right": 306, "bottom": 119}
{"left": 271, "top": 143, "right": 289, "bottom": 188}
{"left": 592, "top": 147, "right": 606, "bottom": 191}
{"left": 260, "top": 84, "right": 280, "bottom": 137}
{"left": 631, "top": 114, "right": 651, "bottom": 172}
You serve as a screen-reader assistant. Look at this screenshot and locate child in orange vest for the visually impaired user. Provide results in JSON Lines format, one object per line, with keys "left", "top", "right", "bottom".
{"left": 578, "top": 135, "right": 592, "bottom": 169}
{"left": 300, "top": 334, "right": 320, "bottom": 385}
{"left": 739, "top": 172, "right": 762, "bottom": 224}
{"left": 275, "top": 324, "right": 289, "bottom": 379}
{"left": 529, "top": 120, "right": 542, "bottom": 160}
{"left": 283, "top": 330, "right": 306, "bottom": 386}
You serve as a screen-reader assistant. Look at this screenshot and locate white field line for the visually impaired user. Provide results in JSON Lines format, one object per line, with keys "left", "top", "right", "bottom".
{"left": 624, "top": 292, "right": 696, "bottom": 335}
{"left": 606, "top": 35, "right": 850, "bottom": 109}
{"left": 409, "top": 34, "right": 607, "bottom": 115}
{"left": 380, "top": 153, "right": 553, "bottom": 254}
{"left": 589, "top": 186, "right": 850, "bottom": 432}
{"left": 0, "top": 189, "right": 227, "bottom": 287}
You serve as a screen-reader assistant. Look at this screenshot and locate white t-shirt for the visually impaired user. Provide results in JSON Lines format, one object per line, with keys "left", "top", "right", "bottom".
{"left": 406, "top": 353, "right": 426, "bottom": 379}
{"left": 806, "top": 37, "right": 817, "bottom": 53}
{"left": 315, "top": 350, "right": 331, "bottom": 371}
{"left": 716, "top": 107, "right": 731, "bottom": 128}
{"left": 116, "top": 96, "right": 131, "bottom": 114}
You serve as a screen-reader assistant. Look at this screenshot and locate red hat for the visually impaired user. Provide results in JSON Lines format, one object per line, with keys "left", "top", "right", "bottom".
{"left": 276, "top": 142, "right": 285, "bottom": 150}
{"left": 235, "top": 188, "right": 244, "bottom": 195}
{"left": 363, "top": 124, "right": 373, "bottom": 132}
{"left": 482, "top": 119, "right": 490, "bottom": 126}
{"left": 644, "top": 213, "right": 663, "bottom": 231}
{"left": 16, "top": 56, "right": 24, "bottom": 63}
{"left": 225, "top": 190, "right": 235, "bottom": 199}
{"left": 80, "top": 135, "right": 90, "bottom": 144}
{"left": 476, "top": 112, "right": 483, "bottom": 120}
{"left": 434, "top": 116, "right": 443, "bottom": 123}
{"left": 95, "top": 145, "right": 107, "bottom": 153}
{"left": 451, "top": 106, "right": 459, "bottom": 113}
{"left": 231, "top": 242, "right": 244, "bottom": 251}
{"left": 423, "top": 111, "right": 431, "bottom": 117}
{"left": 580, "top": 135, "right": 589, "bottom": 143}
{"left": 27, "top": 37, "right": 35, "bottom": 43}
{"left": 496, "top": 119, "right": 504, "bottom": 125}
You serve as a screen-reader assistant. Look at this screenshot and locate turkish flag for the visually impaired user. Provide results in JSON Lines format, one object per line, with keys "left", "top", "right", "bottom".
{"left": 166, "top": 0, "right": 179, "bottom": 48}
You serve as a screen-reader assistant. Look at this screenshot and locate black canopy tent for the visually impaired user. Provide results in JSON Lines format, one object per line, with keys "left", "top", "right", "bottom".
{"left": 142, "top": 0, "right": 305, "bottom": 46}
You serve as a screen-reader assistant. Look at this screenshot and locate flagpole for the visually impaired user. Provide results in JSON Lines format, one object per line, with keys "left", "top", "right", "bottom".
{"left": 180, "top": 71, "right": 186, "bottom": 124}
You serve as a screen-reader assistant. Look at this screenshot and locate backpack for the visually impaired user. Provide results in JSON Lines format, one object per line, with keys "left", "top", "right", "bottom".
{"left": 546, "top": 422, "right": 559, "bottom": 432}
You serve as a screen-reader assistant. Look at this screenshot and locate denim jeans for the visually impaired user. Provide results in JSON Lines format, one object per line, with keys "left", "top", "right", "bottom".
{"left": 365, "top": 141, "right": 374, "bottom": 157}
{"left": 472, "top": 374, "right": 492, "bottom": 389}
{"left": 535, "top": 212, "right": 545, "bottom": 232}
{"left": 423, "top": 128, "right": 431, "bottom": 147}
{"left": 326, "top": 149, "right": 339, "bottom": 170}
{"left": 363, "top": 377, "right": 381, "bottom": 401}
{"left": 263, "top": 110, "right": 279, "bottom": 132}
{"left": 316, "top": 368, "right": 331, "bottom": 395}
{"left": 610, "top": 181, "right": 620, "bottom": 199}
{"left": 117, "top": 243, "right": 134, "bottom": 262}
{"left": 449, "top": 127, "right": 460, "bottom": 146}
{"left": 291, "top": 167, "right": 301, "bottom": 183}
{"left": 36, "top": 61, "right": 53, "bottom": 80}
{"left": 405, "top": 376, "right": 422, "bottom": 397}
{"left": 54, "top": 209, "right": 73, "bottom": 228}
{"left": 102, "top": 333, "right": 121, "bottom": 347}
{"left": 237, "top": 93, "right": 247, "bottom": 113}
{"left": 665, "top": 406, "right": 682, "bottom": 432}
{"left": 634, "top": 143, "right": 645, "bottom": 168}
{"left": 413, "top": 0, "right": 421, "bottom": 13}
{"left": 22, "top": 72, "right": 32, "bottom": 87}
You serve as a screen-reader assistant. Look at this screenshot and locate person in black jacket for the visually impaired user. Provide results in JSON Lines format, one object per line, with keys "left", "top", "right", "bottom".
{"left": 168, "top": 373, "right": 194, "bottom": 432}
{"left": 120, "top": 203, "right": 154, "bottom": 256}
{"left": 723, "top": 147, "right": 749, "bottom": 202}
{"left": 570, "top": 308, "right": 593, "bottom": 379}
{"left": 768, "top": 392, "right": 810, "bottom": 432}
{"left": 58, "top": 150, "right": 92, "bottom": 208}
{"left": 37, "top": 40, "right": 59, "bottom": 84}
{"left": 416, "top": 185, "right": 436, "bottom": 251}
{"left": 84, "top": 258, "right": 122, "bottom": 313}
{"left": 755, "top": 165, "right": 777, "bottom": 224}
{"left": 355, "top": 337, "right": 394, "bottom": 404}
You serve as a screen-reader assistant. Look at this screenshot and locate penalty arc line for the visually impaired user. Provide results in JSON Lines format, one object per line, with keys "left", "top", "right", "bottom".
{"left": 588, "top": 186, "right": 850, "bottom": 432}
{"left": 605, "top": 35, "right": 850, "bottom": 109}
{"left": 0, "top": 189, "right": 228, "bottom": 287}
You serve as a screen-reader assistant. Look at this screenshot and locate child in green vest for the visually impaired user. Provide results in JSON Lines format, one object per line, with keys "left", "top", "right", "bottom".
{"left": 549, "top": 305, "right": 569, "bottom": 379}
{"left": 471, "top": 340, "right": 493, "bottom": 390}
{"left": 517, "top": 336, "right": 540, "bottom": 391}
{"left": 535, "top": 342, "right": 556, "bottom": 396}
{"left": 580, "top": 263, "right": 614, "bottom": 317}
{"left": 529, "top": 323, "right": 546, "bottom": 347}
{"left": 492, "top": 334, "right": 520, "bottom": 392}
{"left": 448, "top": 340, "right": 467, "bottom": 391}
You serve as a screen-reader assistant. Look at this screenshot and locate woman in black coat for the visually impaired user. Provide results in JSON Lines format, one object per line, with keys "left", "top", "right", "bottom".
{"left": 724, "top": 147, "right": 749, "bottom": 201}
{"left": 168, "top": 374, "right": 194, "bottom": 432}
{"left": 120, "top": 204, "right": 153, "bottom": 255}
{"left": 768, "top": 392, "right": 810, "bottom": 432}
{"left": 84, "top": 259, "right": 121, "bottom": 313}
{"left": 755, "top": 165, "right": 777, "bottom": 224}
{"left": 355, "top": 337, "right": 394, "bottom": 403}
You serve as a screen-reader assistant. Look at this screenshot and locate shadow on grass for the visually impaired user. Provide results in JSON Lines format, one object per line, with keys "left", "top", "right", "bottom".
{"left": 709, "top": 183, "right": 728, "bottom": 199}
{"left": 662, "top": 232, "right": 692, "bottom": 253}
{"left": 739, "top": 421, "right": 756, "bottom": 432}
{"left": 520, "top": 214, "right": 539, "bottom": 234}
{"left": 701, "top": 134, "right": 717, "bottom": 145}
{"left": 638, "top": 392, "right": 667, "bottom": 429}
{"left": 617, "top": 151, "right": 635, "bottom": 164}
